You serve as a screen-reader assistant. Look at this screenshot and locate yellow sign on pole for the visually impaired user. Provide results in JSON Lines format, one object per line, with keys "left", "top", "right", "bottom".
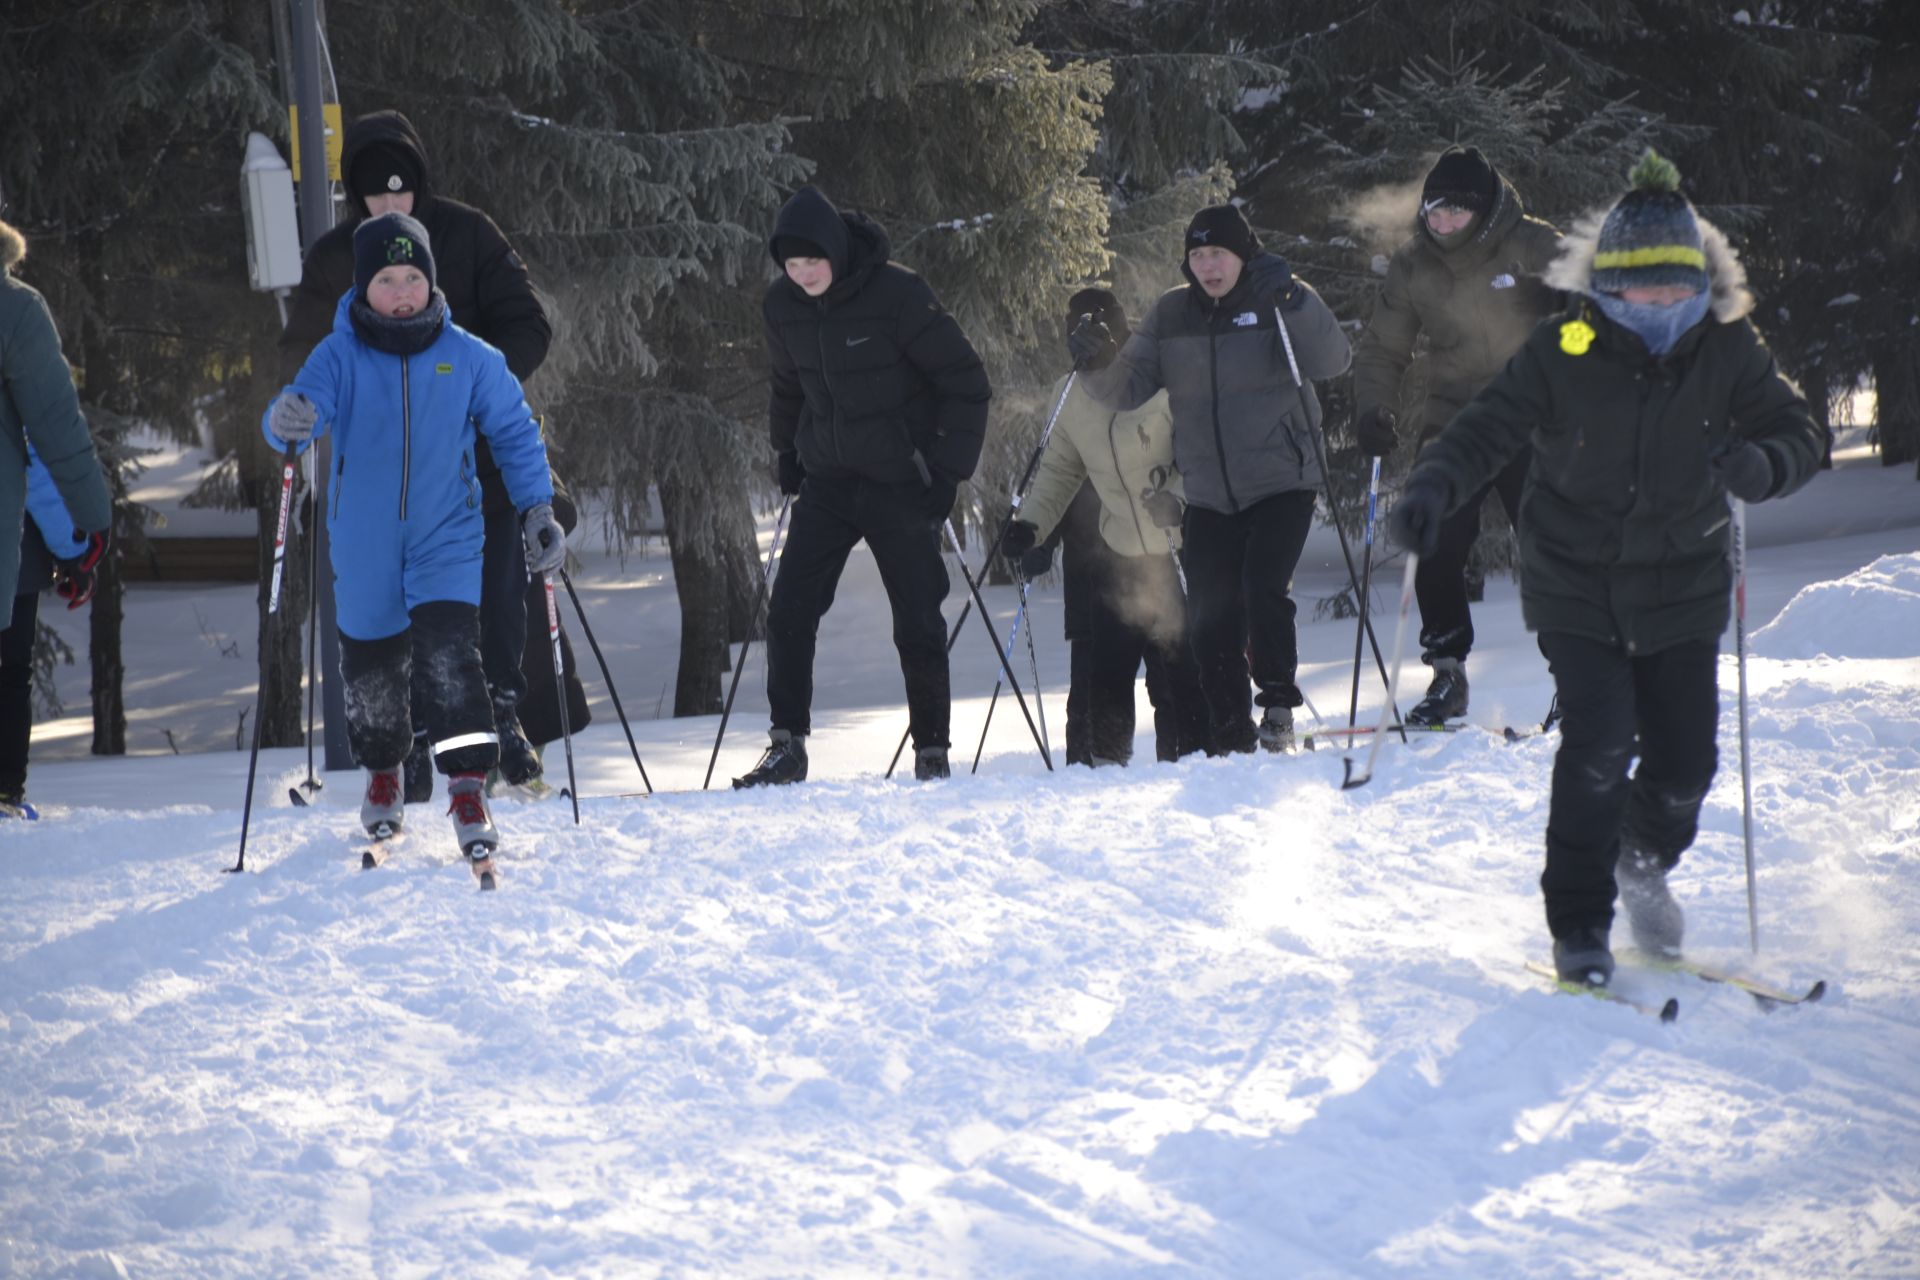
{"left": 288, "top": 103, "right": 345, "bottom": 183}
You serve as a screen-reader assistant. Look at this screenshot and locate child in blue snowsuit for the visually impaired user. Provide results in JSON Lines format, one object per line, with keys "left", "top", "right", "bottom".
{"left": 263, "top": 213, "right": 565, "bottom": 871}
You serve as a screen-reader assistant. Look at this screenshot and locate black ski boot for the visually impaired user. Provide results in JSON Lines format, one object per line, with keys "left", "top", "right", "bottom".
{"left": 1256, "top": 706, "right": 1294, "bottom": 753}
{"left": 1408, "top": 658, "right": 1468, "bottom": 726}
{"left": 1616, "top": 843, "right": 1685, "bottom": 957}
{"left": 914, "top": 746, "right": 951, "bottom": 780}
{"left": 733, "top": 730, "right": 808, "bottom": 788}
{"left": 403, "top": 734, "right": 433, "bottom": 804}
{"left": 495, "top": 705, "right": 542, "bottom": 787}
{"left": 1553, "top": 925, "right": 1615, "bottom": 987}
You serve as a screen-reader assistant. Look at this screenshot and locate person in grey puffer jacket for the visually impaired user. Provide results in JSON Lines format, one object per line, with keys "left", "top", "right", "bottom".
{"left": 1073, "top": 205, "right": 1351, "bottom": 754}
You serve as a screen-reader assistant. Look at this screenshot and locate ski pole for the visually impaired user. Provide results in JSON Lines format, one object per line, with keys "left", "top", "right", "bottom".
{"left": 560, "top": 569, "right": 652, "bottom": 795}
{"left": 1276, "top": 307, "right": 1406, "bottom": 742}
{"left": 540, "top": 571, "right": 581, "bottom": 824}
{"left": 230, "top": 441, "right": 299, "bottom": 874}
{"left": 1342, "top": 549, "right": 1419, "bottom": 790}
{"left": 1019, "top": 577, "right": 1051, "bottom": 764}
{"left": 969, "top": 590, "right": 1028, "bottom": 773}
{"left": 1347, "top": 455, "right": 1382, "bottom": 729}
{"left": 703, "top": 495, "right": 792, "bottom": 790}
{"left": 885, "top": 373, "right": 1076, "bottom": 777}
{"left": 1732, "top": 497, "right": 1758, "bottom": 951}
{"left": 298, "top": 446, "right": 322, "bottom": 800}
{"left": 945, "top": 517, "right": 1052, "bottom": 771}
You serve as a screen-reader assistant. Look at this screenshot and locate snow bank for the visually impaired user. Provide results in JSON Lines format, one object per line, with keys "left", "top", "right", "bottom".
{"left": 1752, "top": 552, "right": 1920, "bottom": 659}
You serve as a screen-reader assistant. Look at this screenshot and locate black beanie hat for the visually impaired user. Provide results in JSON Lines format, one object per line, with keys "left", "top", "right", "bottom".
{"left": 772, "top": 235, "right": 830, "bottom": 266}
{"left": 1184, "top": 205, "right": 1260, "bottom": 263}
{"left": 354, "top": 212, "right": 436, "bottom": 301}
{"left": 1422, "top": 146, "right": 1498, "bottom": 216}
{"left": 349, "top": 141, "right": 423, "bottom": 202}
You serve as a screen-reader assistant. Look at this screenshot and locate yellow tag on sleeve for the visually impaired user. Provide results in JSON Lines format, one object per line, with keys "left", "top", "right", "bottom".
{"left": 1559, "top": 319, "right": 1595, "bottom": 356}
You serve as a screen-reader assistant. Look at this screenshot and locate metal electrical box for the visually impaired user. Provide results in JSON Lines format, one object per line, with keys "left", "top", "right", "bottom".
{"left": 241, "top": 132, "right": 304, "bottom": 292}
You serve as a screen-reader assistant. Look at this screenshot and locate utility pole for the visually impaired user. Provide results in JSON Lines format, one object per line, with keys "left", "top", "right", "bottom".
{"left": 284, "top": 0, "right": 353, "bottom": 770}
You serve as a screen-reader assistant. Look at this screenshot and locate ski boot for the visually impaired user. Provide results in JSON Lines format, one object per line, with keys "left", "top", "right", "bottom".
{"left": 360, "top": 766, "right": 405, "bottom": 840}
{"left": 495, "top": 701, "right": 543, "bottom": 788}
{"left": 733, "top": 730, "right": 808, "bottom": 788}
{"left": 1616, "top": 843, "right": 1685, "bottom": 957}
{"left": 1552, "top": 924, "right": 1615, "bottom": 987}
{"left": 1408, "top": 658, "right": 1468, "bottom": 727}
{"left": 1256, "top": 706, "right": 1295, "bottom": 753}
{"left": 447, "top": 771, "right": 500, "bottom": 889}
{"left": 914, "top": 746, "right": 951, "bottom": 781}
{"left": 0, "top": 793, "right": 38, "bottom": 820}
{"left": 403, "top": 735, "right": 433, "bottom": 804}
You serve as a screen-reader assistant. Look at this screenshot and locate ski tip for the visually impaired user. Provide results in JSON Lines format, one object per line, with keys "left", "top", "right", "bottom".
{"left": 1339, "top": 760, "right": 1372, "bottom": 790}
{"left": 1806, "top": 979, "right": 1828, "bottom": 1003}
{"left": 478, "top": 870, "right": 497, "bottom": 891}
{"left": 288, "top": 788, "right": 308, "bottom": 807}
{"left": 1657, "top": 997, "right": 1681, "bottom": 1023}
{"left": 360, "top": 850, "right": 378, "bottom": 870}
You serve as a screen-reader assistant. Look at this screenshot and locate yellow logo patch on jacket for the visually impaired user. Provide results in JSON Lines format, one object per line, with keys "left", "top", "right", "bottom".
{"left": 1559, "top": 319, "right": 1596, "bottom": 356}
{"left": 436, "top": 363, "right": 453, "bottom": 374}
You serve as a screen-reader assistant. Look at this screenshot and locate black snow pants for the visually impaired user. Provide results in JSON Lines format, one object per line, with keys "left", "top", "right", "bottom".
{"left": 1414, "top": 443, "right": 1526, "bottom": 665}
{"left": 343, "top": 600, "right": 499, "bottom": 776}
{"left": 1536, "top": 631, "right": 1720, "bottom": 941}
{"left": 1181, "top": 488, "right": 1317, "bottom": 752}
{"left": 766, "top": 474, "right": 951, "bottom": 749}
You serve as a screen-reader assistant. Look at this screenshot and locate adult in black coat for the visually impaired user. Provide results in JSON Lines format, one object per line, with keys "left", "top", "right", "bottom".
{"left": 735, "top": 186, "right": 992, "bottom": 787}
{"left": 277, "top": 110, "right": 557, "bottom": 800}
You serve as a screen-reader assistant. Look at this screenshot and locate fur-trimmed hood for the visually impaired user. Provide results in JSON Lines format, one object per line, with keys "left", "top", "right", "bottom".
{"left": 0, "top": 220, "right": 23, "bottom": 273}
{"left": 1545, "top": 204, "right": 1753, "bottom": 323}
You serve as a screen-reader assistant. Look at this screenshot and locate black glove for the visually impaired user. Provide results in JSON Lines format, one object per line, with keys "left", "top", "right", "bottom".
{"left": 1355, "top": 407, "right": 1398, "bottom": 458}
{"left": 1142, "top": 487, "right": 1183, "bottom": 529}
{"left": 1387, "top": 477, "right": 1448, "bottom": 558}
{"left": 921, "top": 470, "right": 958, "bottom": 522}
{"left": 1067, "top": 314, "right": 1117, "bottom": 371}
{"left": 1246, "top": 253, "right": 1299, "bottom": 310}
{"left": 54, "top": 529, "right": 109, "bottom": 610}
{"left": 776, "top": 450, "right": 805, "bottom": 497}
{"left": 1018, "top": 544, "right": 1055, "bottom": 580}
{"left": 1711, "top": 442, "right": 1777, "bottom": 503}
{"left": 1001, "top": 519, "right": 1039, "bottom": 558}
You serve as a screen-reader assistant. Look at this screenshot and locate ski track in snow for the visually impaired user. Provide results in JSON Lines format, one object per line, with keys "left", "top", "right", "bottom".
{"left": 3, "top": 479, "right": 1920, "bottom": 1276}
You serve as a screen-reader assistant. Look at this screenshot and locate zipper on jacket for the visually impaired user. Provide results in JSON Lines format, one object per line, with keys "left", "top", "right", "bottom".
{"left": 1108, "top": 412, "right": 1152, "bottom": 556}
{"left": 1208, "top": 311, "right": 1239, "bottom": 512}
{"left": 399, "top": 355, "right": 412, "bottom": 521}
{"left": 332, "top": 452, "right": 345, "bottom": 521}
{"left": 814, "top": 315, "right": 848, "bottom": 472}
{"left": 460, "top": 450, "right": 477, "bottom": 509}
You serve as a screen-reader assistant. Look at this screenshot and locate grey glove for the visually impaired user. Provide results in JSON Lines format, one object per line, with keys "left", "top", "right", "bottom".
{"left": 1141, "top": 487, "right": 1184, "bottom": 529}
{"left": 1711, "top": 442, "right": 1778, "bottom": 503}
{"left": 522, "top": 502, "right": 567, "bottom": 575}
{"left": 268, "top": 392, "right": 318, "bottom": 444}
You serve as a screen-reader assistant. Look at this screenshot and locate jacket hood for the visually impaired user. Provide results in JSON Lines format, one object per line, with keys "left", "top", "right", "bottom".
{"left": 770, "top": 185, "right": 853, "bottom": 279}
{"left": 770, "top": 187, "right": 891, "bottom": 302}
{"left": 1546, "top": 204, "right": 1753, "bottom": 323}
{"left": 340, "top": 111, "right": 434, "bottom": 221}
{"left": 0, "top": 220, "right": 22, "bottom": 273}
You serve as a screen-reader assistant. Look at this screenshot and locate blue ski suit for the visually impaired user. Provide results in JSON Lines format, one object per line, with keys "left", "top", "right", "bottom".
{"left": 262, "top": 293, "right": 553, "bottom": 641}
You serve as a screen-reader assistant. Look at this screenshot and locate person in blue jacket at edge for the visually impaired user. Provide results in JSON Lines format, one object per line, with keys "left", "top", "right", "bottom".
{"left": 263, "top": 212, "right": 563, "bottom": 882}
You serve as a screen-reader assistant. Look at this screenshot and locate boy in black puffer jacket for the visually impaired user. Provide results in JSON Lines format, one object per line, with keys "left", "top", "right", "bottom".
{"left": 735, "top": 186, "right": 992, "bottom": 787}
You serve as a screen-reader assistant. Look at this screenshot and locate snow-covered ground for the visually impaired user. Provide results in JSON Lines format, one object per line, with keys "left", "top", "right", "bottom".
{"left": 2, "top": 447, "right": 1917, "bottom": 1277}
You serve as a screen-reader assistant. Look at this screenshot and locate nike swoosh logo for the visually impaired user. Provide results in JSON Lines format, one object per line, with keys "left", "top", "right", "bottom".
{"left": 847, "top": 336, "right": 871, "bottom": 346}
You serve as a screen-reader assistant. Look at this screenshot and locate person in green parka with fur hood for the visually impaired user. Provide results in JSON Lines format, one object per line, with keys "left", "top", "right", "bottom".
{"left": 1388, "top": 152, "right": 1826, "bottom": 987}
{"left": 1352, "top": 146, "right": 1563, "bottom": 726}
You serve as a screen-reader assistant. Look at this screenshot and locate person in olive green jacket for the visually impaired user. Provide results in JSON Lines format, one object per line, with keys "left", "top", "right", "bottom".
{"left": 1002, "top": 289, "right": 1209, "bottom": 765}
{"left": 1388, "top": 152, "right": 1826, "bottom": 987}
{"left": 1352, "top": 146, "right": 1563, "bottom": 725}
